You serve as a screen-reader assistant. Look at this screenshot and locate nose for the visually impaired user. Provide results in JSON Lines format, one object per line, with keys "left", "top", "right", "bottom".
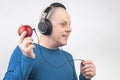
{"left": 66, "top": 24, "right": 72, "bottom": 32}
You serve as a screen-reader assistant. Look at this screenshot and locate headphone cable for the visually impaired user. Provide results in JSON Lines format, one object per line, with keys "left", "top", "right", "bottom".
{"left": 32, "top": 28, "right": 39, "bottom": 43}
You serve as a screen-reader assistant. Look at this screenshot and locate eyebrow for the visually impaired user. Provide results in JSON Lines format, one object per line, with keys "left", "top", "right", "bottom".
{"left": 62, "top": 19, "right": 71, "bottom": 23}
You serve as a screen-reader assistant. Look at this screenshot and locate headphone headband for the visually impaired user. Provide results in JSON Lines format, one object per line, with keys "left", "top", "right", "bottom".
{"left": 50, "top": 2, "right": 66, "bottom": 10}
{"left": 43, "top": 2, "right": 66, "bottom": 20}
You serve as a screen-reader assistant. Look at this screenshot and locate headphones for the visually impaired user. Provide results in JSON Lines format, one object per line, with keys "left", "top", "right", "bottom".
{"left": 38, "top": 2, "right": 66, "bottom": 35}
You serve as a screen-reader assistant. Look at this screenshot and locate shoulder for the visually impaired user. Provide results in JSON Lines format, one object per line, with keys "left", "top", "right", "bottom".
{"left": 61, "top": 50, "right": 73, "bottom": 59}
{"left": 33, "top": 43, "right": 41, "bottom": 56}
{"left": 33, "top": 43, "right": 39, "bottom": 47}
{"left": 33, "top": 43, "right": 40, "bottom": 50}
{"left": 12, "top": 45, "right": 22, "bottom": 56}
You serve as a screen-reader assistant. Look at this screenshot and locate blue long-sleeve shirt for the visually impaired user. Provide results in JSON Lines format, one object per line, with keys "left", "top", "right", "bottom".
{"left": 3, "top": 43, "right": 90, "bottom": 80}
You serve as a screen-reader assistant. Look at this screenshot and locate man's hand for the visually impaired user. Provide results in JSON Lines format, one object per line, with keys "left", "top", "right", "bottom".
{"left": 18, "top": 31, "right": 35, "bottom": 59}
{"left": 80, "top": 60, "right": 96, "bottom": 79}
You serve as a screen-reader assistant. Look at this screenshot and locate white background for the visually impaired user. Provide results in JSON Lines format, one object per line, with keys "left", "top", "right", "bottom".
{"left": 0, "top": 0, "right": 120, "bottom": 80}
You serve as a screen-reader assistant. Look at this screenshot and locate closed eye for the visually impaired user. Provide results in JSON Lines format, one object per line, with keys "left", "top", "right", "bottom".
{"left": 61, "top": 22, "right": 66, "bottom": 26}
{"left": 60, "top": 20, "right": 71, "bottom": 27}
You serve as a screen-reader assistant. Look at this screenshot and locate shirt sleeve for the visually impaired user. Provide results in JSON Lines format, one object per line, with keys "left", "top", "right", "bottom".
{"left": 63, "top": 51, "right": 91, "bottom": 80}
{"left": 3, "top": 46, "right": 35, "bottom": 80}
{"left": 63, "top": 52, "right": 78, "bottom": 80}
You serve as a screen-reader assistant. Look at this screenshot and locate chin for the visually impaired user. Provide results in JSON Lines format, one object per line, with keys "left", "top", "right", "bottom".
{"left": 61, "top": 42, "right": 67, "bottom": 46}
{"left": 57, "top": 39, "right": 68, "bottom": 47}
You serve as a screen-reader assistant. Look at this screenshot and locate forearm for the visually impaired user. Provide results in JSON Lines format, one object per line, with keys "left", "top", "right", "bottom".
{"left": 3, "top": 55, "right": 34, "bottom": 80}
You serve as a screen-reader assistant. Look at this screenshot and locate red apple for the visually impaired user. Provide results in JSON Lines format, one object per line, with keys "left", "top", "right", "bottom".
{"left": 18, "top": 25, "right": 33, "bottom": 37}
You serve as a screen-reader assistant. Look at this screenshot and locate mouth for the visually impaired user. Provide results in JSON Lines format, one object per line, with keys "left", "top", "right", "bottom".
{"left": 62, "top": 34, "right": 69, "bottom": 40}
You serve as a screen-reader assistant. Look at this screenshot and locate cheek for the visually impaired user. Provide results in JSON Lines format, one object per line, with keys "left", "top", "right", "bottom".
{"left": 50, "top": 30, "right": 60, "bottom": 40}
{"left": 51, "top": 30, "right": 62, "bottom": 40}
{"left": 52, "top": 28, "right": 61, "bottom": 35}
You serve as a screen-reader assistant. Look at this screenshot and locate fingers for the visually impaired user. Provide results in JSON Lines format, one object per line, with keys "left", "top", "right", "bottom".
{"left": 20, "top": 37, "right": 34, "bottom": 53}
{"left": 81, "top": 60, "right": 93, "bottom": 66}
{"left": 18, "top": 31, "right": 27, "bottom": 44}
{"left": 23, "top": 44, "right": 35, "bottom": 53}
{"left": 18, "top": 31, "right": 35, "bottom": 59}
{"left": 21, "top": 37, "right": 33, "bottom": 48}
{"left": 23, "top": 44, "right": 35, "bottom": 59}
{"left": 80, "top": 60, "right": 96, "bottom": 79}
{"left": 81, "top": 60, "right": 95, "bottom": 71}
{"left": 82, "top": 67, "right": 95, "bottom": 79}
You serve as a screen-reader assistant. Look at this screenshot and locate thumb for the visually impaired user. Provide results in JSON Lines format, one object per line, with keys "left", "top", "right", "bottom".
{"left": 81, "top": 60, "right": 85, "bottom": 66}
{"left": 18, "top": 31, "right": 27, "bottom": 44}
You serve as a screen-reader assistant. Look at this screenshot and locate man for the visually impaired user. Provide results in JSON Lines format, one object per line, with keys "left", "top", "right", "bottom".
{"left": 3, "top": 2, "right": 96, "bottom": 80}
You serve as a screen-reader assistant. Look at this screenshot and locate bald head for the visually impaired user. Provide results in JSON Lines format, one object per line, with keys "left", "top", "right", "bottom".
{"left": 47, "top": 7, "right": 71, "bottom": 26}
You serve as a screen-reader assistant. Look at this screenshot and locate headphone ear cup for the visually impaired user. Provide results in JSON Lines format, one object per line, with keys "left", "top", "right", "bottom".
{"left": 38, "top": 20, "right": 47, "bottom": 34}
{"left": 44, "top": 19, "right": 52, "bottom": 35}
{"left": 38, "top": 19, "right": 52, "bottom": 35}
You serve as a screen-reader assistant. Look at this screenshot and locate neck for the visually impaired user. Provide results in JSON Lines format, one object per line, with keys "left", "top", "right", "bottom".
{"left": 38, "top": 36, "right": 58, "bottom": 49}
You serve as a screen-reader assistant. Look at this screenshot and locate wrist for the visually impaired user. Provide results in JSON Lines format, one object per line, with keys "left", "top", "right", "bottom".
{"left": 79, "top": 73, "right": 91, "bottom": 80}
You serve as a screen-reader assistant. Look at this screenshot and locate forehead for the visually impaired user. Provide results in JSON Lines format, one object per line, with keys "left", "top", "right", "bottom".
{"left": 51, "top": 7, "right": 70, "bottom": 22}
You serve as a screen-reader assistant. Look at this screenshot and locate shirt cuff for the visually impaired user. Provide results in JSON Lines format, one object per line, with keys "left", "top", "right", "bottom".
{"left": 79, "top": 73, "right": 91, "bottom": 80}
{"left": 22, "top": 55, "right": 35, "bottom": 65}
